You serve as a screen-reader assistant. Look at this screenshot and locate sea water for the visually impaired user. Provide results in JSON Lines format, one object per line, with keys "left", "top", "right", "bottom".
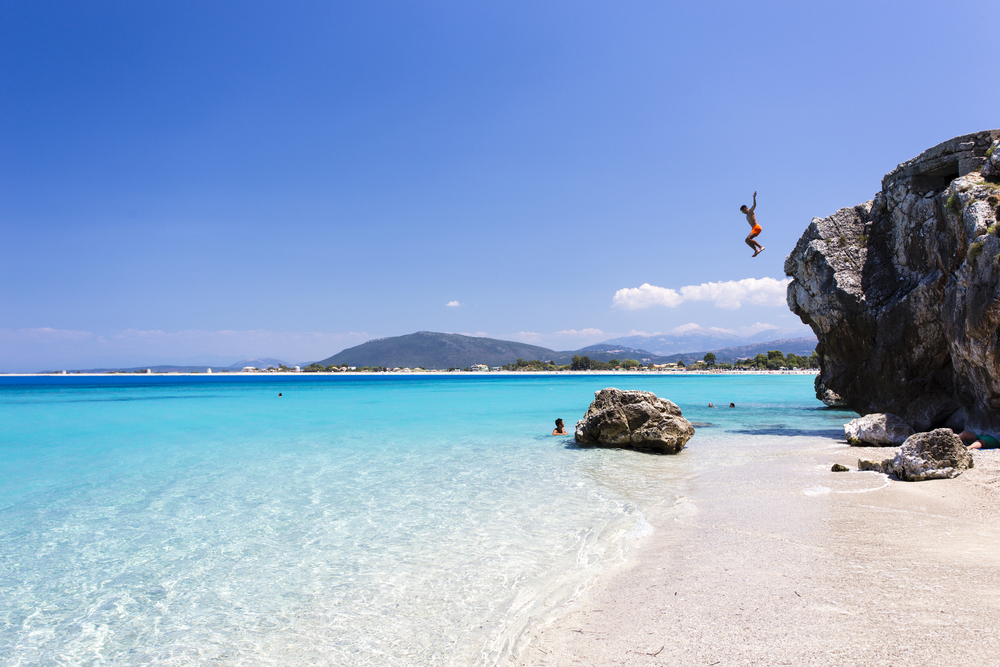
{"left": 0, "top": 374, "right": 853, "bottom": 666}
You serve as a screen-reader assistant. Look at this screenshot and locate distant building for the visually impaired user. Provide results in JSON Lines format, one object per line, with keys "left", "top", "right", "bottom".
{"left": 206, "top": 368, "right": 212, "bottom": 374}
{"left": 243, "top": 366, "right": 257, "bottom": 372}
{"left": 470, "top": 364, "right": 489, "bottom": 372}
{"left": 293, "top": 366, "right": 300, "bottom": 372}
{"left": 145, "top": 369, "right": 152, "bottom": 374}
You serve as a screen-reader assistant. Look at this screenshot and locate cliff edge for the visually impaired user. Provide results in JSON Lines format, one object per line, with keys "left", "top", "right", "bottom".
{"left": 785, "top": 130, "right": 1000, "bottom": 432}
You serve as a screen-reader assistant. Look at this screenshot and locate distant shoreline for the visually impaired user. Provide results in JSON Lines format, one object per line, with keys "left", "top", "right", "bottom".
{"left": 1, "top": 370, "right": 821, "bottom": 378}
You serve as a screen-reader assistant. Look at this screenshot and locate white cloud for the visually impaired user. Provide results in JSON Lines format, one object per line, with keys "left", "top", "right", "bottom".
{"left": 666, "top": 323, "right": 740, "bottom": 335}
{"left": 503, "top": 329, "right": 609, "bottom": 349}
{"left": 612, "top": 277, "right": 791, "bottom": 310}
{"left": 446, "top": 300, "right": 461, "bottom": 307}
{"left": 738, "top": 322, "right": 779, "bottom": 336}
{"left": 613, "top": 284, "right": 684, "bottom": 309}
{"left": 553, "top": 328, "right": 606, "bottom": 338}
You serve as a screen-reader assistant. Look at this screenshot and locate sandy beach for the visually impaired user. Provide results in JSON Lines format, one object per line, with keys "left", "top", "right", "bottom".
{"left": 521, "top": 437, "right": 1000, "bottom": 666}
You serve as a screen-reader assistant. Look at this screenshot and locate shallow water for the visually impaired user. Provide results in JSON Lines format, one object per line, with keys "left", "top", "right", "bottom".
{"left": 0, "top": 374, "right": 854, "bottom": 665}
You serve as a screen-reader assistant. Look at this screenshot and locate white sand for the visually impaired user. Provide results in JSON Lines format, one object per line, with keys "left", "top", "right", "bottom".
{"left": 521, "top": 440, "right": 1000, "bottom": 666}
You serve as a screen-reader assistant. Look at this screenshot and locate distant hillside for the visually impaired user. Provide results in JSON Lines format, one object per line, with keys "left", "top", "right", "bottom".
{"left": 315, "top": 332, "right": 816, "bottom": 369}
{"left": 317, "top": 332, "right": 565, "bottom": 369}
{"left": 661, "top": 337, "right": 818, "bottom": 365}
{"left": 604, "top": 328, "right": 815, "bottom": 356}
{"left": 572, "top": 344, "right": 667, "bottom": 364}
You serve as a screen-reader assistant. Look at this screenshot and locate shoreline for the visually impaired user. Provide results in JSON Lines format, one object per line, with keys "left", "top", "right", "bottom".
{"left": 0, "top": 370, "right": 820, "bottom": 377}
{"left": 520, "top": 437, "right": 1000, "bottom": 666}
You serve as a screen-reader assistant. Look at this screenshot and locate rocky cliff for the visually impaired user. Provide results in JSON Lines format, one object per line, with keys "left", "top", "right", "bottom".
{"left": 785, "top": 130, "right": 1000, "bottom": 432}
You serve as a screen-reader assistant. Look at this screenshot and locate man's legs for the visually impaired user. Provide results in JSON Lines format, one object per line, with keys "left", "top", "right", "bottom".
{"left": 959, "top": 431, "right": 983, "bottom": 448}
{"left": 746, "top": 234, "right": 764, "bottom": 256}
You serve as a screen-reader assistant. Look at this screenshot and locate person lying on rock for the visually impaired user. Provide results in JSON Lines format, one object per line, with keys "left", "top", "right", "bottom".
{"left": 958, "top": 430, "right": 1000, "bottom": 449}
{"left": 740, "top": 191, "right": 765, "bottom": 257}
{"left": 552, "top": 418, "right": 568, "bottom": 435}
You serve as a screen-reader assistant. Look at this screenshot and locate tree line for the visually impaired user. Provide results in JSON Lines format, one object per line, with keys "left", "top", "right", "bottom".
{"left": 298, "top": 349, "right": 819, "bottom": 372}
{"left": 702, "top": 349, "right": 819, "bottom": 370}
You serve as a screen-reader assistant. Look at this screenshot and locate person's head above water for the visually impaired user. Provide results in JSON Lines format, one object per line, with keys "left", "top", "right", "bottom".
{"left": 555, "top": 418, "right": 564, "bottom": 428}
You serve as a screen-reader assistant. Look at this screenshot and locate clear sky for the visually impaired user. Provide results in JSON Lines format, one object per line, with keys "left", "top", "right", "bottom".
{"left": 2, "top": 1, "right": 998, "bottom": 370}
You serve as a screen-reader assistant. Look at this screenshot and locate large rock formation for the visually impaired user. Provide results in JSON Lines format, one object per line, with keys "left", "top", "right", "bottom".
{"left": 785, "top": 130, "right": 1000, "bottom": 432}
{"left": 844, "top": 413, "right": 914, "bottom": 447}
{"left": 575, "top": 388, "right": 694, "bottom": 454}
{"left": 858, "top": 428, "right": 973, "bottom": 481}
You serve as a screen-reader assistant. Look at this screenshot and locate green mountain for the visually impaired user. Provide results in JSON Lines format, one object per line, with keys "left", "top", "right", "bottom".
{"left": 316, "top": 331, "right": 565, "bottom": 369}
{"left": 315, "top": 331, "right": 817, "bottom": 370}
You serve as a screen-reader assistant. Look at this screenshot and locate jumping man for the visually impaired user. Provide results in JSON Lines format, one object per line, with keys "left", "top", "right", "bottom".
{"left": 740, "top": 191, "right": 764, "bottom": 257}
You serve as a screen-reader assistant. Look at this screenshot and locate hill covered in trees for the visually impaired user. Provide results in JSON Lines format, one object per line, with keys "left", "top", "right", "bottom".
{"left": 316, "top": 331, "right": 565, "bottom": 369}
{"left": 311, "top": 332, "right": 817, "bottom": 370}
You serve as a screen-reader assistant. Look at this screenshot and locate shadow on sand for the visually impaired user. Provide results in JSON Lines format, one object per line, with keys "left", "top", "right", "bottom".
{"left": 727, "top": 426, "right": 846, "bottom": 439}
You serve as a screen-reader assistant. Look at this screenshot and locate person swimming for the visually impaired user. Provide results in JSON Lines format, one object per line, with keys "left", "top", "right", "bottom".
{"left": 740, "top": 191, "right": 764, "bottom": 257}
{"left": 958, "top": 430, "right": 1000, "bottom": 449}
{"left": 553, "top": 418, "right": 568, "bottom": 435}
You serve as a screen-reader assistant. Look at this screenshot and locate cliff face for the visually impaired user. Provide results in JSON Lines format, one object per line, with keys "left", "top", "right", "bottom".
{"left": 785, "top": 130, "right": 1000, "bottom": 432}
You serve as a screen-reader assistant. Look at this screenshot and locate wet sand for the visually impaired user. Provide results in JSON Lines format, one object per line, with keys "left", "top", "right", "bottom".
{"left": 521, "top": 439, "right": 1000, "bottom": 666}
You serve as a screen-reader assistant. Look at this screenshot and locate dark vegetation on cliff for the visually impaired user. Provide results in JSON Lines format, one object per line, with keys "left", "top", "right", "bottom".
{"left": 785, "top": 130, "right": 1000, "bottom": 432}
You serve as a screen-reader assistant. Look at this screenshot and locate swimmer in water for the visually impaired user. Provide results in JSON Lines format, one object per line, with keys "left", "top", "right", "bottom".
{"left": 740, "top": 191, "right": 764, "bottom": 257}
{"left": 553, "top": 418, "right": 568, "bottom": 435}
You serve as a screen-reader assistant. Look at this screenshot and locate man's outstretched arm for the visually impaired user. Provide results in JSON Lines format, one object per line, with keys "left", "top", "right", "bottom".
{"left": 750, "top": 191, "right": 757, "bottom": 212}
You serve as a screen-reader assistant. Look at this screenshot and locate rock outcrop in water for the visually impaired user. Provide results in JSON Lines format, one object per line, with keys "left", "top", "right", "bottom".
{"left": 575, "top": 388, "right": 694, "bottom": 454}
{"left": 785, "top": 130, "right": 1000, "bottom": 433}
{"left": 858, "top": 428, "right": 973, "bottom": 481}
{"left": 815, "top": 376, "right": 846, "bottom": 407}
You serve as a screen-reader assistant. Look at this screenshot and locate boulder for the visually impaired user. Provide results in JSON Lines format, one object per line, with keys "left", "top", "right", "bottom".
{"left": 575, "top": 388, "right": 694, "bottom": 454}
{"left": 857, "top": 428, "right": 974, "bottom": 481}
{"left": 815, "top": 375, "right": 847, "bottom": 407}
{"left": 844, "top": 413, "right": 914, "bottom": 446}
{"left": 785, "top": 130, "right": 1000, "bottom": 433}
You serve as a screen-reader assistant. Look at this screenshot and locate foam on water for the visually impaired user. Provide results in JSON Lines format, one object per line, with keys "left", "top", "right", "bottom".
{"left": 0, "top": 374, "right": 848, "bottom": 665}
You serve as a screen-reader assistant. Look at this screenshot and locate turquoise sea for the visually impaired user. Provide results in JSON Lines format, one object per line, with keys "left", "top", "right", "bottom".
{"left": 0, "top": 374, "right": 853, "bottom": 666}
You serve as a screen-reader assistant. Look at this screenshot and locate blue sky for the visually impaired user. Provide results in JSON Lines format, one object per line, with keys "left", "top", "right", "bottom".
{"left": 2, "top": 1, "right": 998, "bottom": 370}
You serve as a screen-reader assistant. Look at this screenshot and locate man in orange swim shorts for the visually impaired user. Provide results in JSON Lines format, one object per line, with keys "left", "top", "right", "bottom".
{"left": 740, "top": 191, "right": 764, "bottom": 257}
